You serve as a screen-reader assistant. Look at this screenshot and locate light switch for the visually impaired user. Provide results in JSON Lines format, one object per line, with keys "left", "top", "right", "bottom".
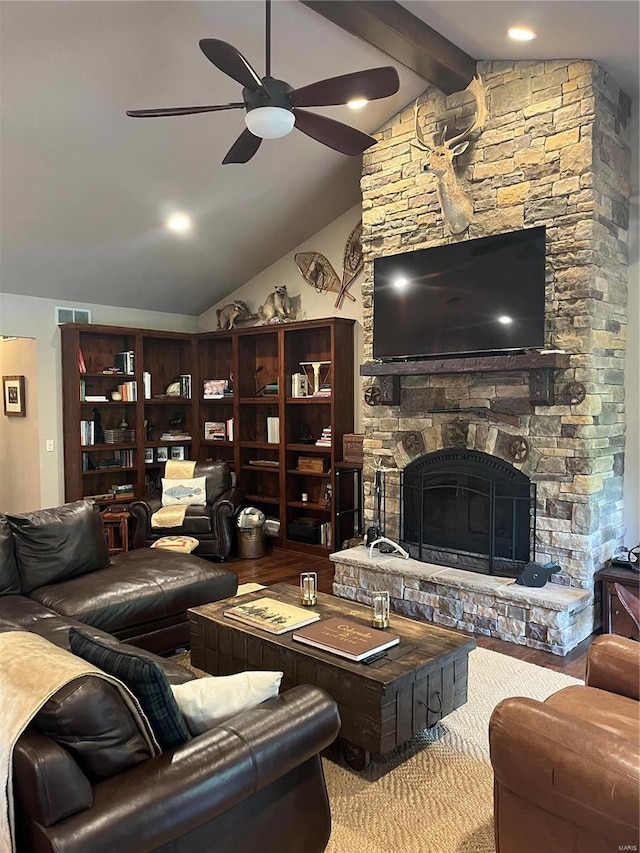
{"left": 46, "top": 440, "right": 54, "bottom": 452}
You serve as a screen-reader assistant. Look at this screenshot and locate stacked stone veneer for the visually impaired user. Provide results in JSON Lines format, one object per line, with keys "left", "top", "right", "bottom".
{"left": 346, "top": 60, "right": 632, "bottom": 651}
{"left": 331, "top": 547, "right": 592, "bottom": 655}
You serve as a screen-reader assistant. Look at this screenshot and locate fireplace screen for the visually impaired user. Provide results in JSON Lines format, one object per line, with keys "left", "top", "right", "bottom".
{"left": 401, "top": 449, "right": 535, "bottom": 577}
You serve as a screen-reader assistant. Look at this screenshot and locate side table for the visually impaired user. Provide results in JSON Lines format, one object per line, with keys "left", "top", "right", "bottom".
{"left": 101, "top": 509, "right": 130, "bottom": 555}
{"left": 596, "top": 564, "right": 640, "bottom": 640}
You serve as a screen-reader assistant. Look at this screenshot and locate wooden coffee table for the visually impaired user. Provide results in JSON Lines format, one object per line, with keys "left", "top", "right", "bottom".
{"left": 189, "top": 584, "right": 476, "bottom": 768}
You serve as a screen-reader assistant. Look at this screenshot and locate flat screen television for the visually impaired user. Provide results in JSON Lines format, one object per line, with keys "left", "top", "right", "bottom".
{"left": 372, "top": 226, "right": 546, "bottom": 360}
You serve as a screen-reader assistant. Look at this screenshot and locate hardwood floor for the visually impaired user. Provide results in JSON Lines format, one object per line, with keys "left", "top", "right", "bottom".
{"left": 224, "top": 547, "right": 591, "bottom": 679}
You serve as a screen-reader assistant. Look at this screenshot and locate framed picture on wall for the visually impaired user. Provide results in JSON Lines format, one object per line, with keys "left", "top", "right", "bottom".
{"left": 3, "top": 375, "right": 25, "bottom": 417}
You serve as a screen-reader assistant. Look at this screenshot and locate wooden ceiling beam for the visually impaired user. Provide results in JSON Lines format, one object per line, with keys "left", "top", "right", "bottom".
{"left": 298, "top": 0, "right": 477, "bottom": 94}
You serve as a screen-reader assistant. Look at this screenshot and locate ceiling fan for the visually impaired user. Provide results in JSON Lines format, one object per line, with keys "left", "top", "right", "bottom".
{"left": 126, "top": 0, "right": 400, "bottom": 164}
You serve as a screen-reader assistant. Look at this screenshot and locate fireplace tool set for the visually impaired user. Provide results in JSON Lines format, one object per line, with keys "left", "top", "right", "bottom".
{"left": 365, "top": 466, "right": 408, "bottom": 559}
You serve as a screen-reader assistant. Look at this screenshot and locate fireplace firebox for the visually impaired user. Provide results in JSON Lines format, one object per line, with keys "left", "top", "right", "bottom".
{"left": 401, "top": 450, "right": 535, "bottom": 577}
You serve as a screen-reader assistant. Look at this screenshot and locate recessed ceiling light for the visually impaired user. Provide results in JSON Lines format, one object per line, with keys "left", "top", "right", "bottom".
{"left": 508, "top": 26, "right": 536, "bottom": 42}
{"left": 393, "top": 277, "right": 408, "bottom": 290}
{"left": 166, "top": 213, "right": 192, "bottom": 234}
{"left": 498, "top": 315, "right": 513, "bottom": 325}
{"left": 348, "top": 98, "right": 368, "bottom": 110}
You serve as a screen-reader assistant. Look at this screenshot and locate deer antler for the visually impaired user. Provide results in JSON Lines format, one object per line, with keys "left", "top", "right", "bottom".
{"left": 411, "top": 93, "right": 431, "bottom": 152}
{"left": 443, "top": 75, "right": 487, "bottom": 149}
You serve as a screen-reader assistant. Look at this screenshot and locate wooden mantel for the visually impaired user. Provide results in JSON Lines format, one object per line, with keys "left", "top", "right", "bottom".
{"left": 360, "top": 352, "right": 571, "bottom": 406}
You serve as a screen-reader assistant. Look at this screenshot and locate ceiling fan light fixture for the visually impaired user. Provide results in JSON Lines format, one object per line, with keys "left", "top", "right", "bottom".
{"left": 245, "top": 106, "right": 295, "bottom": 139}
{"left": 347, "top": 98, "right": 368, "bottom": 110}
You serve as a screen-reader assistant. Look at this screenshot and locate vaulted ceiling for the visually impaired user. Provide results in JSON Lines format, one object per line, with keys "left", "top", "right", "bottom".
{"left": 1, "top": 1, "right": 637, "bottom": 316}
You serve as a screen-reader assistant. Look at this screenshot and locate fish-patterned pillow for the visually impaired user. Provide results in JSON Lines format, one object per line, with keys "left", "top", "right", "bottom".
{"left": 161, "top": 477, "right": 207, "bottom": 507}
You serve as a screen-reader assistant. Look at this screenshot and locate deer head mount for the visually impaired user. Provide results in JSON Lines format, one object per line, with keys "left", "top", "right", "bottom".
{"left": 412, "top": 75, "right": 487, "bottom": 234}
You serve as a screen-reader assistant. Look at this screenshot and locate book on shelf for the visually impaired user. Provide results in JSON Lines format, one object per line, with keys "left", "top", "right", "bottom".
{"left": 84, "top": 395, "right": 109, "bottom": 402}
{"left": 226, "top": 417, "right": 234, "bottom": 441}
{"left": 203, "top": 379, "right": 227, "bottom": 398}
{"left": 266, "top": 416, "right": 280, "bottom": 444}
{"left": 292, "top": 617, "right": 399, "bottom": 662}
{"left": 179, "top": 374, "right": 192, "bottom": 398}
{"left": 78, "top": 349, "right": 87, "bottom": 374}
{"left": 117, "top": 381, "right": 137, "bottom": 401}
{"left": 143, "top": 372, "right": 152, "bottom": 399}
{"left": 223, "top": 597, "right": 320, "bottom": 635}
{"left": 115, "top": 351, "right": 134, "bottom": 374}
{"left": 204, "top": 421, "right": 226, "bottom": 441}
{"left": 248, "top": 459, "right": 279, "bottom": 467}
{"left": 315, "top": 426, "right": 332, "bottom": 447}
{"left": 159, "top": 432, "right": 192, "bottom": 441}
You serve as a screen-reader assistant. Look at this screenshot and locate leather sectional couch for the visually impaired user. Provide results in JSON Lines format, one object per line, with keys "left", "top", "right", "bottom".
{"left": 0, "top": 500, "right": 341, "bottom": 852}
{"left": 0, "top": 499, "right": 238, "bottom": 654}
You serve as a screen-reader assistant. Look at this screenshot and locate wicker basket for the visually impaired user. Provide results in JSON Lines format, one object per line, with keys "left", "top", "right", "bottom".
{"left": 237, "top": 526, "right": 265, "bottom": 559}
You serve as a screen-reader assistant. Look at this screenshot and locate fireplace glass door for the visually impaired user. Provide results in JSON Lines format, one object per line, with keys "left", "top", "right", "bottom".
{"left": 401, "top": 450, "right": 535, "bottom": 577}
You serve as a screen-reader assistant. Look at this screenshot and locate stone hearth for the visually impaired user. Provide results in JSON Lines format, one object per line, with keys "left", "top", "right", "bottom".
{"left": 335, "top": 59, "right": 632, "bottom": 653}
{"left": 331, "top": 546, "right": 593, "bottom": 655}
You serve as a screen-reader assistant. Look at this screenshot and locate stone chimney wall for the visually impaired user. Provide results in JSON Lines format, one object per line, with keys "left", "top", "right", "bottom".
{"left": 360, "top": 60, "right": 632, "bottom": 590}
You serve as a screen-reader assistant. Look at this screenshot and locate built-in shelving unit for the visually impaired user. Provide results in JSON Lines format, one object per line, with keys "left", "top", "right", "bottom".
{"left": 61, "top": 318, "right": 355, "bottom": 554}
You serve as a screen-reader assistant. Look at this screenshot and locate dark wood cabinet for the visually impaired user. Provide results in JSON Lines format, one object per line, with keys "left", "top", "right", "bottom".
{"left": 61, "top": 318, "right": 354, "bottom": 553}
{"left": 597, "top": 564, "right": 640, "bottom": 640}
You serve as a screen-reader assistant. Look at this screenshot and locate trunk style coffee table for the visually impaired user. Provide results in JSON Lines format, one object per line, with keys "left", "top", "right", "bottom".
{"left": 189, "top": 583, "right": 476, "bottom": 769}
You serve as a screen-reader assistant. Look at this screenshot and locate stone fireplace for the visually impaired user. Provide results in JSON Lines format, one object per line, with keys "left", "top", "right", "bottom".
{"left": 331, "top": 59, "right": 632, "bottom": 654}
{"left": 402, "top": 448, "right": 533, "bottom": 576}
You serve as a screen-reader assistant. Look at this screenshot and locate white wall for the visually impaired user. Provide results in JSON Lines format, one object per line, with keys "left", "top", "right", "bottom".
{"left": 0, "top": 292, "right": 199, "bottom": 509}
{"left": 623, "top": 100, "right": 639, "bottom": 546}
{"left": 199, "top": 205, "right": 365, "bottom": 432}
{"left": 0, "top": 337, "right": 41, "bottom": 513}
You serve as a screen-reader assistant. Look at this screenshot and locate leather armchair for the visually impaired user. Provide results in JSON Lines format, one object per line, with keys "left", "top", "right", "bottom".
{"left": 130, "top": 461, "right": 242, "bottom": 558}
{"left": 489, "top": 634, "right": 640, "bottom": 853}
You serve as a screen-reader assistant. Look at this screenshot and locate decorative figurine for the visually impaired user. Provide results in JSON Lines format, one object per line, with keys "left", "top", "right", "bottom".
{"left": 259, "top": 285, "right": 291, "bottom": 322}
{"left": 216, "top": 300, "right": 250, "bottom": 330}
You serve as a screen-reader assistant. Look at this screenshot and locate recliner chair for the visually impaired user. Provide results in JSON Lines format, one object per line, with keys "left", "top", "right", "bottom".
{"left": 130, "top": 461, "right": 242, "bottom": 558}
{"left": 489, "top": 634, "right": 640, "bottom": 853}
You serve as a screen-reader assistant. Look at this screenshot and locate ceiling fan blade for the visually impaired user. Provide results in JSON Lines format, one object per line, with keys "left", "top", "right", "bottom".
{"left": 290, "top": 66, "right": 400, "bottom": 108}
{"left": 199, "top": 39, "right": 265, "bottom": 93}
{"left": 222, "top": 129, "right": 262, "bottom": 165}
{"left": 126, "top": 103, "right": 245, "bottom": 118}
{"left": 294, "top": 109, "right": 377, "bottom": 156}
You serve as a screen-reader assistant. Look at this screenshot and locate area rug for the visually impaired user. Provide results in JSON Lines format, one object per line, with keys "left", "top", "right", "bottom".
{"left": 323, "top": 648, "right": 581, "bottom": 853}
{"left": 181, "top": 584, "right": 581, "bottom": 853}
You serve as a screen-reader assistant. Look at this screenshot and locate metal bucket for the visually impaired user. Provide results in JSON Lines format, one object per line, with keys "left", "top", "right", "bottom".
{"left": 238, "top": 526, "right": 265, "bottom": 559}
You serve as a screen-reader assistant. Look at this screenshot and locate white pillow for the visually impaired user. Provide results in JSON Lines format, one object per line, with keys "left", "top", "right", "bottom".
{"left": 161, "top": 477, "right": 207, "bottom": 507}
{"left": 171, "top": 671, "right": 283, "bottom": 735}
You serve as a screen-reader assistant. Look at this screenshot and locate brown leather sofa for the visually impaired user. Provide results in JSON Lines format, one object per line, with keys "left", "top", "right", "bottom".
{"left": 0, "top": 499, "right": 238, "bottom": 654}
{"left": 3, "top": 615, "right": 340, "bottom": 853}
{"left": 489, "top": 634, "right": 640, "bottom": 853}
{"left": 130, "top": 460, "right": 241, "bottom": 557}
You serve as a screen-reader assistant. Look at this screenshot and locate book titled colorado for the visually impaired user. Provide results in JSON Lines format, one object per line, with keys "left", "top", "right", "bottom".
{"left": 292, "top": 617, "right": 399, "bottom": 662}
{"left": 223, "top": 597, "right": 320, "bottom": 634}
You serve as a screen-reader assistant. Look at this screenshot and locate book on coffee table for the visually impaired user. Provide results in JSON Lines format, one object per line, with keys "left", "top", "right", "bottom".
{"left": 223, "top": 597, "right": 320, "bottom": 634}
{"left": 292, "top": 617, "right": 399, "bottom": 662}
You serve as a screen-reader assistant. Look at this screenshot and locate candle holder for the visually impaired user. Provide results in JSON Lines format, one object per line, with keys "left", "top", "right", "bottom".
{"left": 300, "top": 571, "right": 318, "bottom": 606}
{"left": 371, "top": 590, "right": 390, "bottom": 629}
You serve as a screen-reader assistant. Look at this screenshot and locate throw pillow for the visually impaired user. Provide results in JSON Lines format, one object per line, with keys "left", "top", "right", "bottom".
{"left": 69, "top": 627, "right": 191, "bottom": 751}
{"left": 171, "top": 671, "right": 283, "bottom": 735}
{"left": 161, "top": 477, "right": 207, "bottom": 507}
{"left": 8, "top": 499, "right": 110, "bottom": 594}
{"left": 150, "top": 535, "right": 199, "bottom": 553}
